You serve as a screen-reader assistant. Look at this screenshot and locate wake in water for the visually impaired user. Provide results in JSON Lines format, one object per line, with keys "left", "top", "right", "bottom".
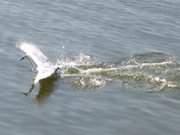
{"left": 18, "top": 42, "right": 180, "bottom": 94}
{"left": 56, "top": 51, "right": 178, "bottom": 90}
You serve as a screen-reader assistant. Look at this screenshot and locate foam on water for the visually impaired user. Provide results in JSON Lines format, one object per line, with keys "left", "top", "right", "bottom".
{"left": 73, "top": 76, "right": 106, "bottom": 89}
{"left": 55, "top": 51, "right": 179, "bottom": 90}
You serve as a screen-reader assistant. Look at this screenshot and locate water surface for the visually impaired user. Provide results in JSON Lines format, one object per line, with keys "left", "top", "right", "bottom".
{"left": 0, "top": 0, "right": 180, "bottom": 135}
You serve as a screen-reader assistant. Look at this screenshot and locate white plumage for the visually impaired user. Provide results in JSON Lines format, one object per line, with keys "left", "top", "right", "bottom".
{"left": 17, "top": 42, "right": 59, "bottom": 85}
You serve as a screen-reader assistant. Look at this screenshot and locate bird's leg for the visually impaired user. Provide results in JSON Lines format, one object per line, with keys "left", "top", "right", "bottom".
{"left": 23, "top": 83, "right": 35, "bottom": 96}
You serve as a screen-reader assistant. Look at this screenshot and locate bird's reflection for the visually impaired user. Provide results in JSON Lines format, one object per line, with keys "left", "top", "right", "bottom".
{"left": 22, "top": 75, "right": 59, "bottom": 105}
{"left": 34, "top": 76, "right": 58, "bottom": 104}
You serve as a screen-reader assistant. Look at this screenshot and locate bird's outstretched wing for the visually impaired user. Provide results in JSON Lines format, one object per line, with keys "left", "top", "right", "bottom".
{"left": 17, "top": 42, "right": 49, "bottom": 68}
{"left": 17, "top": 42, "right": 58, "bottom": 81}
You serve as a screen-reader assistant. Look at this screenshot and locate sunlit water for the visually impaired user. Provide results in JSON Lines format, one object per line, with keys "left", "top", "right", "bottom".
{"left": 1, "top": 0, "right": 180, "bottom": 135}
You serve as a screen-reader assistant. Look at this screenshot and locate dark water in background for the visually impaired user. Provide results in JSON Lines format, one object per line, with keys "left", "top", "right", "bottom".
{"left": 1, "top": 0, "right": 180, "bottom": 135}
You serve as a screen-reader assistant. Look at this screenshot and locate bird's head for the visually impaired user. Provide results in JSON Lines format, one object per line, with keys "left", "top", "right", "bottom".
{"left": 55, "top": 67, "right": 61, "bottom": 74}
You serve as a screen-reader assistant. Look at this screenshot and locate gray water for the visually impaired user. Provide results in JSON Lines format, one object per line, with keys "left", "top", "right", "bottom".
{"left": 1, "top": 0, "right": 180, "bottom": 135}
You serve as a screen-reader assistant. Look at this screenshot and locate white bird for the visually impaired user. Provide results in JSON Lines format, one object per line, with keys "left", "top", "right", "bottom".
{"left": 17, "top": 42, "right": 61, "bottom": 91}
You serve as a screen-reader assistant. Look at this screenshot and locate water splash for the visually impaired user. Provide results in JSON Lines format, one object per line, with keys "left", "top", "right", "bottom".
{"left": 56, "top": 53, "right": 96, "bottom": 69}
{"left": 73, "top": 76, "right": 106, "bottom": 89}
{"left": 56, "top": 51, "right": 179, "bottom": 90}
